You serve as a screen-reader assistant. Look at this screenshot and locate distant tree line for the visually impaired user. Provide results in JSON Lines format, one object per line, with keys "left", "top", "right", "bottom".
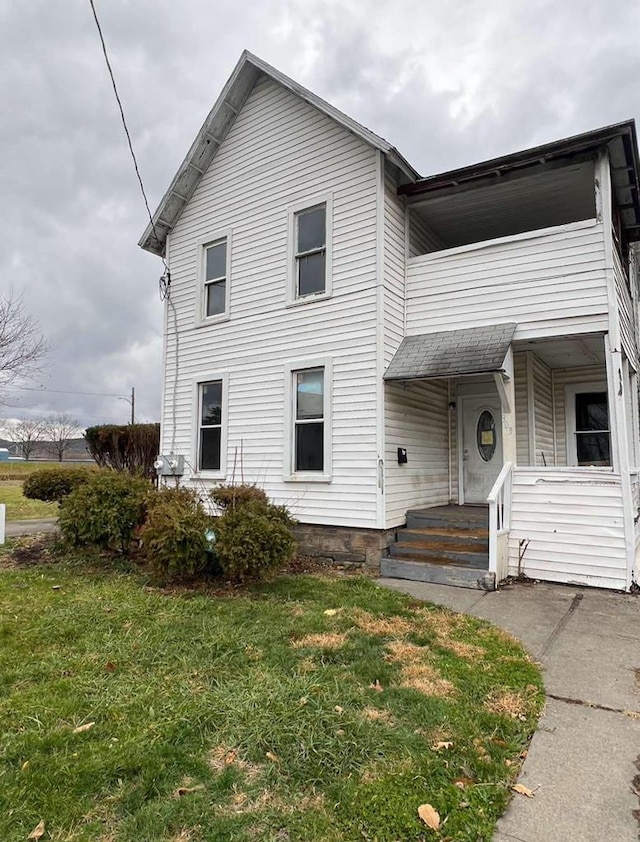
{"left": 1, "top": 413, "right": 83, "bottom": 461}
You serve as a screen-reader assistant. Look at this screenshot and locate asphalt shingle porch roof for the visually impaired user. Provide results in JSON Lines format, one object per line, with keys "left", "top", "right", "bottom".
{"left": 384, "top": 323, "right": 517, "bottom": 381}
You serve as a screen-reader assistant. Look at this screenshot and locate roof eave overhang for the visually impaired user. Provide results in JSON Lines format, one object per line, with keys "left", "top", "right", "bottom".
{"left": 399, "top": 120, "right": 640, "bottom": 242}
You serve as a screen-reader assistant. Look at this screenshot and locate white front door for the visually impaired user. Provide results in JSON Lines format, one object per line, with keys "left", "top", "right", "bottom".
{"left": 461, "top": 395, "right": 503, "bottom": 504}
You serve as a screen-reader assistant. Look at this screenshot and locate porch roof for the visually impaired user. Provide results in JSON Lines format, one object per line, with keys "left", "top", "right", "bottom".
{"left": 384, "top": 323, "right": 516, "bottom": 381}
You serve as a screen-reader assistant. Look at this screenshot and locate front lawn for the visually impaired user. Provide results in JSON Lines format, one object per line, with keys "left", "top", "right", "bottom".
{"left": 0, "top": 481, "right": 58, "bottom": 521}
{"left": 0, "top": 550, "right": 543, "bottom": 841}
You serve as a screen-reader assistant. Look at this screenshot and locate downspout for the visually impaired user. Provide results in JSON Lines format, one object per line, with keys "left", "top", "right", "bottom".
{"left": 374, "top": 151, "right": 386, "bottom": 531}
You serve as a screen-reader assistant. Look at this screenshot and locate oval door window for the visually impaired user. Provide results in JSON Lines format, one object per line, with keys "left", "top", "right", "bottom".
{"left": 476, "top": 410, "right": 496, "bottom": 462}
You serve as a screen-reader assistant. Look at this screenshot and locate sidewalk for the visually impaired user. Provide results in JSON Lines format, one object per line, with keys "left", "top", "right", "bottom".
{"left": 378, "top": 578, "right": 640, "bottom": 842}
{"left": 5, "top": 518, "right": 58, "bottom": 538}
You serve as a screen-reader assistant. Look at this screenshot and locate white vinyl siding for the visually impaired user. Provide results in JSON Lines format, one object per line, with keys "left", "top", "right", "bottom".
{"left": 513, "top": 351, "right": 530, "bottom": 465}
{"left": 384, "top": 379, "right": 450, "bottom": 527}
{"left": 533, "top": 355, "right": 554, "bottom": 466}
{"left": 508, "top": 468, "right": 626, "bottom": 590}
{"left": 382, "top": 167, "right": 406, "bottom": 366}
{"left": 614, "top": 248, "right": 637, "bottom": 363}
{"left": 406, "top": 220, "right": 608, "bottom": 340}
{"left": 163, "top": 76, "right": 379, "bottom": 527}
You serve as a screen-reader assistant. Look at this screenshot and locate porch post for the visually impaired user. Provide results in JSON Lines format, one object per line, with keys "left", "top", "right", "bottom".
{"left": 495, "top": 347, "right": 517, "bottom": 466}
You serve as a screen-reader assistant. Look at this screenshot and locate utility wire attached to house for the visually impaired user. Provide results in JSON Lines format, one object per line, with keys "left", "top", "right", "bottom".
{"left": 86, "top": 0, "right": 171, "bottom": 300}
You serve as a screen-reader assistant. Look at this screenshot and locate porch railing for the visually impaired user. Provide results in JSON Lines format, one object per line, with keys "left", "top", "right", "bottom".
{"left": 487, "top": 461, "right": 513, "bottom": 583}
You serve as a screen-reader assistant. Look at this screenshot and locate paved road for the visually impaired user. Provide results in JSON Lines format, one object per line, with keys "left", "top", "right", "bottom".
{"left": 378, "top": 578, "right": 640, "bottom": 842}
{"left": 5, "top": 518, "right": 58, "bottom": 538}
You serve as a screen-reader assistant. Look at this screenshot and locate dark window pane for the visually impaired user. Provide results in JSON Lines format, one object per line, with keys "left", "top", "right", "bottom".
{"left": 298, "top": 251, "right": 325, "bottom": 296}
{"left": 297, "top": 206, "right": 325, "bottom": 253}
{"left": 295, "top": 422, "right": 324, "bottom": 471}
{"left": 206, "top": 241, "right": 226, "bottom": 281}
{"left": 575, "top": 392, "right": 608, "bottom": 431}
{"left": 201, "top": 381, "right": 222, "bottom": 425}
{"left": 206, "top": 280, "right": 226, "bottom": 316}
{"left": 576, "top": 432, "right": 611, "bottom": 466}
{"left": 296, "top": 369, "right": 324, "bottom": 420}
{"left": 200, "top": 427, "right": 221, "bottom": 471}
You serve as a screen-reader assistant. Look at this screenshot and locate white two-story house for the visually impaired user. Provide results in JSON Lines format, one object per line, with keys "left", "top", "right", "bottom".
{"left": 141, "top": 51, "right": 640, "bottom": 592}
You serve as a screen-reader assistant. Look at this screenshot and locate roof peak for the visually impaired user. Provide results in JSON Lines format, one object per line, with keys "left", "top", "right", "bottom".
{"left": 139, "top": 50, "right": 417, "bottom": 256}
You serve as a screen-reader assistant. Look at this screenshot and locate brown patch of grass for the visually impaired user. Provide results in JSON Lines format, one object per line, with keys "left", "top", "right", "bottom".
{"left": 222, "top": 786, "right": 325, "bottom": 817}
{"left": 353, "top": 609, "right": 416, "bottom": 637}
{"left": 208, "top": 746, "right": 263, "bottom": 780}
{"left": 385, "top": 641, "right": 455, "bottom": 698}
{"left": 170, "top": 831, "right": 199, "bottom": 842}
{"left": 297, "top": 656, "right": 317, "bottom": 674}
{"left": 441, "top": 639, "right": 484, "bottom": 659}
{"left": 485, "top": 690, "right": 531, "bottom": 719}
{"left": 292, "top": 632, "right": 347, "bottom": 650}
{"left": 360, "top": 706, "right": 394, "bottom": 725}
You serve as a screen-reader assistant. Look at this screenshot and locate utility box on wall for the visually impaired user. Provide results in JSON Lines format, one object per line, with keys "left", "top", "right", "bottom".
{"left": 154, "top": 453, "right": 185, "bottom": 477}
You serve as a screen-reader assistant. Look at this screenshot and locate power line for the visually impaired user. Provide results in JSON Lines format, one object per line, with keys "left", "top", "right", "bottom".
{"left": 13, "top": 386, "right": 131, "bottom": 399}
{"left": 86, "top": 0, "right": 167, "bottom": 270}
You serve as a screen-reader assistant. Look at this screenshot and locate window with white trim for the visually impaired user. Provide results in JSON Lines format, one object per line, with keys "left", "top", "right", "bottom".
{"left": 294, "top": 204, "right": 326, "bottom": 298}
{"left": 294, "top": 367, "right": 325, "bottom": 471}
{"left": 566, "top": 383, "right": 611, "bottom": 467}
{"left": 198, "top": 380, "right": 223, "bottom": 470}
{"left": 203, "top": 238, "right": 227, "bottom": 318}
{"left": 574, "top": 391, "right": 610, "bottom": 466}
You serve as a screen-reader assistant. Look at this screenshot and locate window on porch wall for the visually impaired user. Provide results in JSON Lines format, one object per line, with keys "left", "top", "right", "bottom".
{"left": 573, "top": 391, "right": 610, "bottom": 467}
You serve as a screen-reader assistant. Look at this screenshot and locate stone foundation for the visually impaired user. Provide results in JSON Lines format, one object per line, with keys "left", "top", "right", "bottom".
{"left": 293, "top": 523, "right": 396, "bottom": 573}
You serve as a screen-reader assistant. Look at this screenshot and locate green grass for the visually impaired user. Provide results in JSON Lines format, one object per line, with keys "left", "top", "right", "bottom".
{"left": 0, "top": 461, "right": 66, "bottom": 480}
{"left": 0, "top": 482, "right": 58, "bottom": 521}
{"left": 0, "top": 550, "right": 544, "bottom": 841}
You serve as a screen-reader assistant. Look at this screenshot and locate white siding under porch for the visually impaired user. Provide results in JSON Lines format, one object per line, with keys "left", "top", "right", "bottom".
{"left": 384, "top": 380, "right": 449, "bottom": 528}
{"left": 406, "top": 219, "right": 608, "bottom": 340}
{"left": 508, "top": 468, "right": 627, "bottom": 590}
{"left": 164, "top": 76, "right": 381, "bottom": 528}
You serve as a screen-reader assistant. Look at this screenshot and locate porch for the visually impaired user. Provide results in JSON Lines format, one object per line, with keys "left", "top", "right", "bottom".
{"left": 383, "top": 330, "right": 640, "bottom": 591}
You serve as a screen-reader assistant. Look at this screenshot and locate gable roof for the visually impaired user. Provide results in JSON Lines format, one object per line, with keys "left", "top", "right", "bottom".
{"left": 139, "top": 50, "right": 419, "bottom": 256}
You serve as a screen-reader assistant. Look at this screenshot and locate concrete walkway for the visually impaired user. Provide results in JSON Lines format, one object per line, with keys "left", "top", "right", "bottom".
{"left": 5, "top": 518, "right": 58, "bottom": 538}
{"left": 378, "top": 578, "right": 640, "bottom": 842}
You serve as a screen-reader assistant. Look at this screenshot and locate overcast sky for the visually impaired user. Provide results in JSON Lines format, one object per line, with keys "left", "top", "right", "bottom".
{"left": 1, "top": 0, "right": 639, "bottom": 429}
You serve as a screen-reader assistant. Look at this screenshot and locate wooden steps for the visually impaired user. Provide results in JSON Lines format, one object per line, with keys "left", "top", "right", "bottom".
{"left": 381, "top": 505, "right": 495, "bottom": 591}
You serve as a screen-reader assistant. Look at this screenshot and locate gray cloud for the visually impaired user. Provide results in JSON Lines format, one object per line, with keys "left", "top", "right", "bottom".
{"left": 1, "top": 0, "right": 638, "bottom": 428}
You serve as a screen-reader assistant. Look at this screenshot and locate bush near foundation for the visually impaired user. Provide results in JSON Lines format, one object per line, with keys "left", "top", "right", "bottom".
{"left": 210, "top": 483, "right": 269, "bottom": 512}
{"left": 23, "top": 467, "right": 92, "bottom": 503}
{"left": 212, "top": 484, "right": 296, "bottom": 580}
{"left": 141, "top": 487, "right": 215, "bottom": 583}
{"left": 59, "top": 471, "right": 150, "bottom": 552}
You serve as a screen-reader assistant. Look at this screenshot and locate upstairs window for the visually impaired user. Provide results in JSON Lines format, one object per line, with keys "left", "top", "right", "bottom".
{"left": 295, "top": 204, "right": 326, "bottom": 297}
{"left": 287, "top": 197, "right": 332, "bottom": 304}
{"left": 198, "top": 380, "right": 223, "bottom": 471}
{"left": 294, "top": 367, "right": 325, "bottom": 471}
{"left": 202, "top": 238, "right": 228, "bottom": 320}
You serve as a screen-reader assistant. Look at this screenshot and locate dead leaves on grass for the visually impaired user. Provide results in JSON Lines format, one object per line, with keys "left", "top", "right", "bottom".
{"left": 28, "top": 820, "right": 45, "bottom": 840}
{"left": 72, "top": 722, "right": 95, "bottom": 734}
{"left": 418, "top": 803, "right": 440, "bottom": 830}
{"left": 208, "top": 746, "right": 262, "bottom": 780}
